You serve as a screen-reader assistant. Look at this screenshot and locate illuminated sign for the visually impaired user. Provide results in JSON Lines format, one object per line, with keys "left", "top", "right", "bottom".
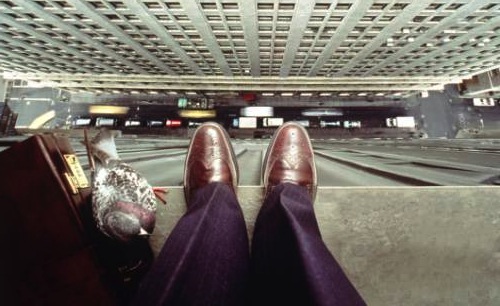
{"left": 238, "top": 117, "right": 257, "bottom": 128}
{"left": 188, "top": 121, "right": 202, "bottom": 127}
{"left": 95, "top": 118, "right": 116, "bottom": 127}
{"left": 473, "top": 97, "right": 495, "bottom": 107}
{"left": 263, "top": 118, "right": 284, "bottom": 127}
{"left": 166, "top": 119, "right": 182, "bottom": 127}
{"left": 74, "top": 118, "right": 91, "bottom": 126}
{"left": 148, "top": 120, "right": 163, "bottom": 127}
{"left": 320, "top": 120, "right": 341, "bottom": 128}
{"left": 178, "top": 97, "right": 188, "bottom": 108}
{"left": 89, "top": 105, "right": 129, "bottom": 115}
{"left": 125, "top": 120, "right": 141, "bottom": 127}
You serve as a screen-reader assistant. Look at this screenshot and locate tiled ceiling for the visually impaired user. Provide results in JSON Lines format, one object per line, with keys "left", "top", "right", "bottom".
{"left": 1, "top": 0, "right": 499, "bottom": 95}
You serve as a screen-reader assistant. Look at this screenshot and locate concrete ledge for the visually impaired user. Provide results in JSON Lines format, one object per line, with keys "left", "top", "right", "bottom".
{"left": 152, "top": 186, "right": 500, "bottom": 306}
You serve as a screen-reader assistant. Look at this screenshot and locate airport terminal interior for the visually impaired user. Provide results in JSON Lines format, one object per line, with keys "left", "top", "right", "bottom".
{"left": 1, "top": 0, "right": 500, "bottom": 305}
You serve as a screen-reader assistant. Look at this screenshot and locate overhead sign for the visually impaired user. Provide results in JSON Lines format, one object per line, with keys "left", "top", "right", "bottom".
{"left": 263, "top": 118, "right": 284, "bottom": 127}
{"left": 473, "top": 97, "right": 495, "bottom": 107}
{"left": 238, "top": 117, "right": 257, "bottom": 128}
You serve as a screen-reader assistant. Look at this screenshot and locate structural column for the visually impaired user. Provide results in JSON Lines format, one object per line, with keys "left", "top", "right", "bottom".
{"left": 0, "top": 76, "right": 8, "bottom": 103}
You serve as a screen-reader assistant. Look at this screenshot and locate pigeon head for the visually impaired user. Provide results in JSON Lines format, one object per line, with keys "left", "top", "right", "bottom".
{"left": 102, "top": 201, "right": 156, "bottom": 242}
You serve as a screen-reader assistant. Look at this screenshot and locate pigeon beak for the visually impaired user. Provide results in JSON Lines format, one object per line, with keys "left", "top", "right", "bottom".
{"left": 139, "top": 228, "right": 150, "bottom": 236}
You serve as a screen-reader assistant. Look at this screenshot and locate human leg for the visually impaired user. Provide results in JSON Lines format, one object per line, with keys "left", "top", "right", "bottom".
{"left": 250, "top": 183, "right": 365, "bottom": 306}
{"left": 251, "top": 122, "right": 365, "bottom": 305}
{"left": 132, "top": 182, "right": 249, "bottom": 306}
{"left": 132, "top": 122, "right": 249, "bottom": 305}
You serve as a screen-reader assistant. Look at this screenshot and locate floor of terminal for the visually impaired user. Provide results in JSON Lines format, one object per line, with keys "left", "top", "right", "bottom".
{"left": 151, "top": 186, "right": 500, "bottom": 306}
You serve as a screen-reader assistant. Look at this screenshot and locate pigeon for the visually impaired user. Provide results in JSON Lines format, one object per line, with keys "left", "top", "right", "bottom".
{"left": 85, "top": 129, "right": 167, "bottom": 243}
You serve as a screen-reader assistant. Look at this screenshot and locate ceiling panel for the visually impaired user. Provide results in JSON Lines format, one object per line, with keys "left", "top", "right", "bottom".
{"left": 1, "top": 0, "right": 499, "bottom": 95}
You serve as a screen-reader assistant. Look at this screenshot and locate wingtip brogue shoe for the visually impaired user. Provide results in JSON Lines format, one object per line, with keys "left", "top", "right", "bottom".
{"left": 263, "top": 122, "right": 317, "bottom": 202}
{"left": 184, "top": 122, "right": 238, "bottom": 204}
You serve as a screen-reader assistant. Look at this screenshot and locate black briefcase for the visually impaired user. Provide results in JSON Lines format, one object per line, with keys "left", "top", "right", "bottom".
{"left": 0, "top": 133, "right": 152, "bottom": 305}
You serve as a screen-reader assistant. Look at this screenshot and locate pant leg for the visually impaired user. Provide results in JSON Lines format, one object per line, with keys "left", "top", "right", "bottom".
{"left": 132, "top": 182, "right": 250, "bottom": 306}
{"left": 250, "top": 183, "right": 365, "bottom": 306}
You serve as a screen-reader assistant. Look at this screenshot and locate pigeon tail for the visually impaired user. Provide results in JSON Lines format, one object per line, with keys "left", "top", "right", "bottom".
{"left": 91, "top": 129, "right": 120, "bottom": 164}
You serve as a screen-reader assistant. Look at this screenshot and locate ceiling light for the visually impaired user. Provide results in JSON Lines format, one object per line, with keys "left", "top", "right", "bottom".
{"left": 89, "top": 105, "right": 129, "bottom": 115}
{"left": 302, "top": 108, "right": 343, "bottom": 117}
{"left": 178, "top": 109, "right": 217, "bottom": 118}
{"left": 240, "top": 106, "right": 274, "bottom": 117}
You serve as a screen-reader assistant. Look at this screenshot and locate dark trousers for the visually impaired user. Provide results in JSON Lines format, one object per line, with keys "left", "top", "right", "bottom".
{"left": 132, "top": 183, "right": 365, "bottom": 306}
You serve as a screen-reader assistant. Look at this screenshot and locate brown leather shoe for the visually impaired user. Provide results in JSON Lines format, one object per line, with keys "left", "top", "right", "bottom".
{"left": 184, "top": 122, "right": 238, "bottom": 204}
{"left": 263, "top": 122, "right": 317, "bottom": 202}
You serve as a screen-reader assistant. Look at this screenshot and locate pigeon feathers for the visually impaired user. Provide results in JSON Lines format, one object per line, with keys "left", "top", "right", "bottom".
{"left": 88, "top": 129, "right": 158, "bottom": 243}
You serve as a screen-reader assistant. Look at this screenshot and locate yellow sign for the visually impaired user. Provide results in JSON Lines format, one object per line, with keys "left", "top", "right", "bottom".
{"left": 64, "top": 172, "right": 79, "bottom": 194}
{"left": 64, "top": 154, "right": 89, "bottom": 189}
